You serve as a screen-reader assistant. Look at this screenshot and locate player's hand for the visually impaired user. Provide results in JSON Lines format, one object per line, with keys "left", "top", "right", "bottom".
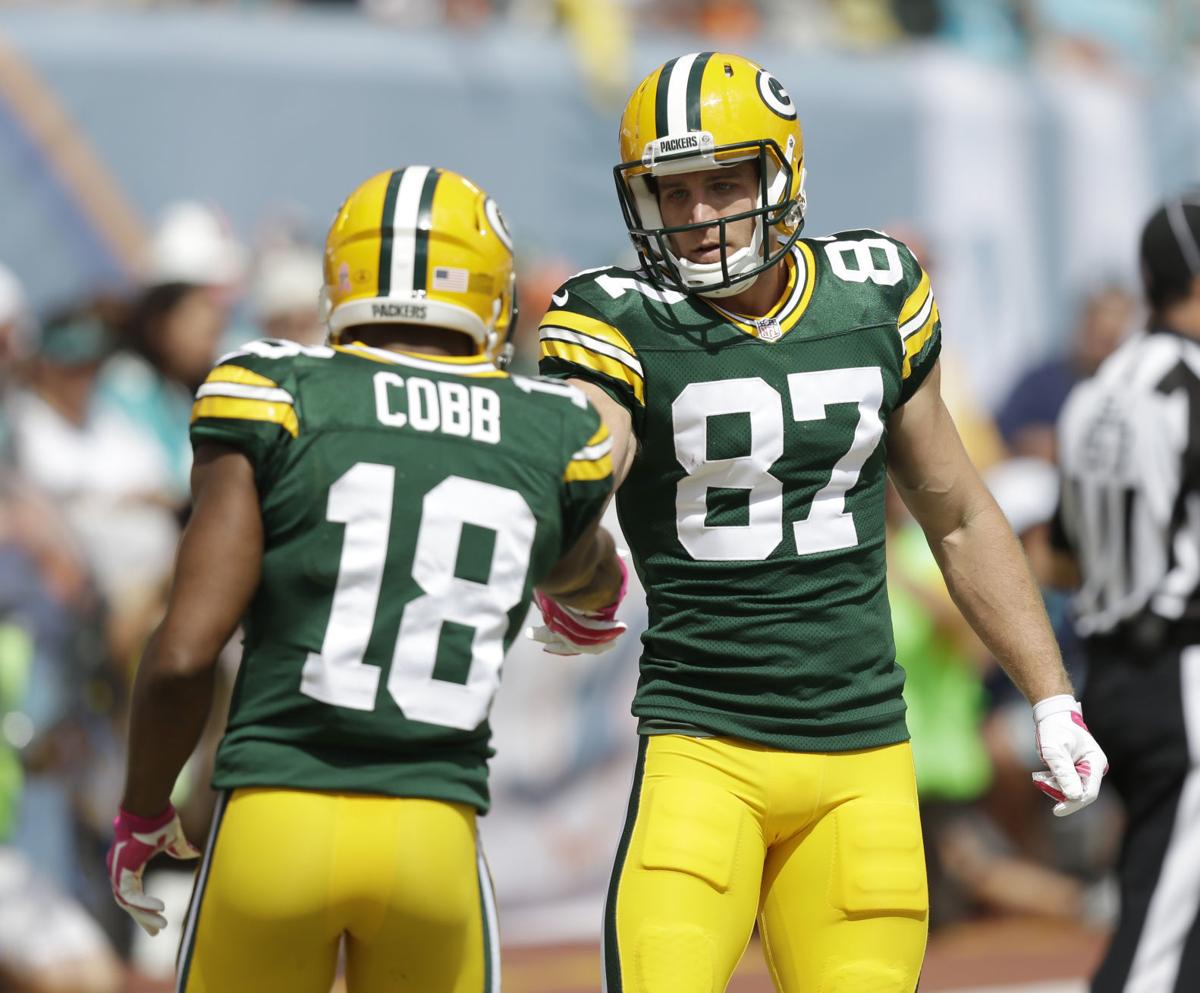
{"left": 528, "top": 557, "right": 629, "bottom": 656}
{"left": 1031, "top": 694, "right": 1109, "bottom": 817}
{"left": 106, "top": 805, "right": 201, "bottom": 936}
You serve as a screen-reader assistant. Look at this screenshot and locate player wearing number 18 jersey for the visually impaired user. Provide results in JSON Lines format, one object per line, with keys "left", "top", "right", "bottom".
{"left": 107, "top": 168, "right": 625, "bottom": 993}
{"left": 537, "top": 52, "right": 1108, "bottom": 993}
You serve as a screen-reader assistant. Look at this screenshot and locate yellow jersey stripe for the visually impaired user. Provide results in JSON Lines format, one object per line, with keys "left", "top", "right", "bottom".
{"left": 206, "top": 364, "right": 279, "bottom": 390}
{"left": 705, "top": 243, "right": 816, "bottom": 339}
{"left": 584, "top": 423, "right": 608, "bottom": 448}
{"left": 763, "top": 252, "right": 798, "bottom": 320}
{"left": 540, "top": 339, "right": 646, "bottom": 405}
{"left": 191, "top": 396, "right": 299, "bottom": 437}
{"left": 570, "top": 434, "right": 613, "bottom": 463}
{"left": 901, "top": 300, "right": 939, "bottom": 379}
{"left": 540, "top": 327, "right": 643, "bottom": 377}
{"left": 898, "top": 270, "right": 932, "bottom": 328}
{"left": 541, "top": 310, "right": 639, "bottom": 363}
{"left": 564, "top": 452, "right": 614, "bottom": 483}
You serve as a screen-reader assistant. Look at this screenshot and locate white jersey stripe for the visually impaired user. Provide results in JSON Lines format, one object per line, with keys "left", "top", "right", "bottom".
{"left": 571, "top": 437, "right": 614, "bottom": 462}
{"left": 195, "top": 383, "right": 295, "bottom": 404}
{"left": 539, "top": 327, "right": 644, "bottom": 376}
{"left": 899, "top": 288, "right": 933, "bottom": 339}
{"left": 666, "top": 53, "right": 699, "bottom": 136}
{"left": 1122, "top": 647, "right": 1200, "bottom": 993}
{"left": 389, "top": 165, "right": 430, "bottom": 295}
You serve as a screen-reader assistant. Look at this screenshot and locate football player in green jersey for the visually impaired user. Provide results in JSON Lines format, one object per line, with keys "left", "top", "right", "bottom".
{"left": 535, "top": 52, "right": 1108, "bottom": 993}
{"left": 106, "top": 167, "right": 627, "bottom": 993}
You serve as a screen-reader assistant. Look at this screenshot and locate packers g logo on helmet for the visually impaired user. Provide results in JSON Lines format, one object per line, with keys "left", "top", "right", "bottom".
{"left": 614, "top": 52, "right": 807, "bottom": 298}
{"left": 323, "top": 167, "right": 516, "bottom": 365}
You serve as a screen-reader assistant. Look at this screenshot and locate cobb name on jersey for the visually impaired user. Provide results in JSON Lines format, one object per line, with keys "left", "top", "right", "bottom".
{"left": 373, "top": 371, "right": 503, "bottom": 442}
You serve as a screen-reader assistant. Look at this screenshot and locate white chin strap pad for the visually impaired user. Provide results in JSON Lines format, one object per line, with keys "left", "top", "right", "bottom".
{"left": 666, "top": 201, "right": 766, "bottom": 295}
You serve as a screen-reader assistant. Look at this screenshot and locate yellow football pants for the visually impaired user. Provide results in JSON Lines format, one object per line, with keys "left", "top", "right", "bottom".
{"left": 176, "top": 788, "right": 499, "bottom": 993}
{"left": 605, "top": 735, "right": 928, "bottom": 993}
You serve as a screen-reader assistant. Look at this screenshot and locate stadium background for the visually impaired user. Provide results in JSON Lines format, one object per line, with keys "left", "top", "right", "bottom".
{"left": 0, "top": 2, "right": 1196, "bottom": 992}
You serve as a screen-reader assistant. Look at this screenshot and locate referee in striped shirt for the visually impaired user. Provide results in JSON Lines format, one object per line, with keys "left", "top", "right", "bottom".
{"left": 1054, "top": 194, "right": 1200, "bottom": 993}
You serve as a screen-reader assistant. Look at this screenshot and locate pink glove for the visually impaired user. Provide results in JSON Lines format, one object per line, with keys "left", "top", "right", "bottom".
{"left": 106, "top": 805, "right": 201, "bottom": 935}
{"left": 528, "top": 557, "right": 629, "bottom": 655}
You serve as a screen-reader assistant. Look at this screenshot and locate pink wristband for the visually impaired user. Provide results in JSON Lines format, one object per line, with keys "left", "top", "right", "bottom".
{"left": 115, "top": 805, "right": 175, "bottom": 833}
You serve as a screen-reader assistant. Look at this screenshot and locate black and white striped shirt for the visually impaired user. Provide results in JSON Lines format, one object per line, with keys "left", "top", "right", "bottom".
{"left": 1056, "top": 328, "right": 1200, "bottom": 639}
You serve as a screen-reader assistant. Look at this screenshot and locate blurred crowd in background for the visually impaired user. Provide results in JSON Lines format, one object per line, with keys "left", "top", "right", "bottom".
{"left": 14, "top": 0, "right": 1198, "bottom": 68}
{"left": 0, "top": 1, "right": 1192, "bottom": 991}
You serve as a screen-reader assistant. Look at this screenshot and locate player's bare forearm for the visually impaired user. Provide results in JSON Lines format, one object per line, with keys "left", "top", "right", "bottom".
{"left": 120, "top": 444, "right": 264, "bottom": 817}
{"left": 568, "top": 379, "right": 637, "bottom": 488}
{"left": 122, "top": 636, "right": 218, "bottom": 817}
{"left": 888, "top": 363, "right": 1072, "bottom": 705}
{"left": 924, "top": 497, "right": 1071, "bottom": 703}
{"left": 540, "top": 519, "right": 622, "bottom": 611}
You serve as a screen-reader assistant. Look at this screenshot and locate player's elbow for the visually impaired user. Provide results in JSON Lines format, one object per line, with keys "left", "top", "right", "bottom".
{"left": 140, "top": 628, "right": 220, "bottom": 682}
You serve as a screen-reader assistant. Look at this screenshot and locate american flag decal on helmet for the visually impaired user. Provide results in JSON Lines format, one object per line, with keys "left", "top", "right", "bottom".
{"left": 432, "top": 266, "right": 469, "bottom": 292}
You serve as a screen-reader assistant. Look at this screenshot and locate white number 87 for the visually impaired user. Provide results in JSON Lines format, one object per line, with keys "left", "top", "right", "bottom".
{"left": 672, "top": 367, "right": 884, "bottom": 561}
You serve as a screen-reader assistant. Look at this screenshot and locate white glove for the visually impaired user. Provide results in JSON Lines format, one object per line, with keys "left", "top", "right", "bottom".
{"left": 1031, "top": 694, "right": 1108, "bottom": 817}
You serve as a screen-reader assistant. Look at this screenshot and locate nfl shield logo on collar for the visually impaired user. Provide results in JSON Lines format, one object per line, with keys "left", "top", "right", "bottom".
{"left": 756, "top": 317, "right": 782, "bottom": 342}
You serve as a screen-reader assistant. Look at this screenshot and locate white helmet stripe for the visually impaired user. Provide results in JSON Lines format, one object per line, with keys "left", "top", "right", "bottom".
{"left": 666, "top": 52, "right": 699, "bottom": 136}
{"left": 388, "top": 165, "right": 431, "bottom": 295}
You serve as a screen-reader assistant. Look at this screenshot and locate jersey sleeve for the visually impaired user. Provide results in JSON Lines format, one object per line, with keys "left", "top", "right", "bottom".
{"left": 189, "top": 344, "right": 300, "bottom": 483}
{"left": 537, "top": 275, "right": 646, "bottom": 437}
{"left": 557, "top": 402, "right": 614, "bottom": 557}
{"left": 894, "top": 244, "right": 942, "bottom": 404}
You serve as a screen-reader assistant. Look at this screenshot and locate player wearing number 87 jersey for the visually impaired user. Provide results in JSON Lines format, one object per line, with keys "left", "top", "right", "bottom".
{"left": 107, "top": 167, "right": 626, "bottom": 993}
{"left": 538, "top": 52, "right": 1107, "bottom": 993}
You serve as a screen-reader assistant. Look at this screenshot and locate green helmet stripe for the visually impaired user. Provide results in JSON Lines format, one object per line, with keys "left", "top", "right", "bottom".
{"left": 377, "top": 167, "right": 405, "bottom": 296}
{"left": 685, "top": 52, "right": 714, "bottom": 132}
{"left": 654, "top": 57, "right": 679, "bottom": 138}
{"left": 412, "top": 167, "right": 442, "bottom": 294}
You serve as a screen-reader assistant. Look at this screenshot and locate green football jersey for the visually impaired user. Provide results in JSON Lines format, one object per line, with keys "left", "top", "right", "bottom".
{"left": 538, "top": 230, "right": 941, "bottom": 751}
{"left": 190, "top": 338, "right": 612, "bottom": 811}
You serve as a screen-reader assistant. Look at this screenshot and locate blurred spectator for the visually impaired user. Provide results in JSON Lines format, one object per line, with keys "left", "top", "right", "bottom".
{"left": 0, "top": 276, "right": 123, "bottom": 989}
{"left": 1031, "top": 0, "right": 1171, "bottom": 72}
{"left": 0, "top": 266, "right": 35, "bottom": 375}
{"left": 101, "top": 201, "right": 245, "bottom": 504}
{"left": 0, "top": 547, "right": 122, "bottom": 993}
{"left": 937, "top": 0, "right": 1032, "bottom": 62}
{"left": 995, "top": 285, "right": 1134, "bottom": 461}
{"left": 5, "top": 304, "right": 180, "bottom": 666}
{"left": 0, "top": 265, "right": 36, "bottom": 458}
{"left": 250, "top": 245, "right": 324, "bottom": 345}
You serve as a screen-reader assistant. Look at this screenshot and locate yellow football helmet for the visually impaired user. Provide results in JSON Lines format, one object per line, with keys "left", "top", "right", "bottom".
{"left": 322, "top": 166, "right": 516, "bottom": 364}
{"left": 615, "top": 52, "right": 806, "bottom": 298}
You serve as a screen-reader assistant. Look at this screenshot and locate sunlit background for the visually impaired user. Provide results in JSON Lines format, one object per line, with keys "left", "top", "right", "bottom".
{"left": 0, "top": 2, "right": 1196, "bottom": 991}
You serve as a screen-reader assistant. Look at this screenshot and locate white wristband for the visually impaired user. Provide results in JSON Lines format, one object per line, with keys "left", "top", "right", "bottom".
{"left": 1032, "top": 694, "right": 1080, "bottom": 723}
